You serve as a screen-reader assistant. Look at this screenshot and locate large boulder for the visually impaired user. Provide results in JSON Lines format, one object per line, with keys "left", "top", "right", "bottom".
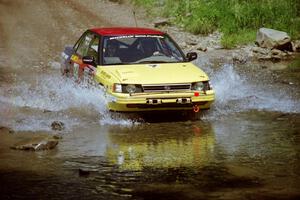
{"left": 256, "top": 28, "right": 292, "bottom": 50}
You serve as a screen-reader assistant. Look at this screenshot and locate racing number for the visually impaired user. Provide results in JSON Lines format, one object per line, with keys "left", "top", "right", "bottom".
{"left": 70, "top": 54, "right": 81, "bottom": 80}
{"left": 73, "top": 63, "right": 79, "bottom": 79}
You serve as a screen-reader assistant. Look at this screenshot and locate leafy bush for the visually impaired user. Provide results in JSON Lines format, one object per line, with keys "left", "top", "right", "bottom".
{"left": 131, "top": 0, "right": 300, "bottom": 48}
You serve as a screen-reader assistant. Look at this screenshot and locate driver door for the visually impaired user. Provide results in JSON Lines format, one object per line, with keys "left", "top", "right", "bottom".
{"left": 70, "top": 32, "right": 100, "bottom": 82}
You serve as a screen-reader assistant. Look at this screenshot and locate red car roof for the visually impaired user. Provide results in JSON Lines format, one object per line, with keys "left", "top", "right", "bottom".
{"left": 90, "top": 27, "right": 164, "bottom": 36}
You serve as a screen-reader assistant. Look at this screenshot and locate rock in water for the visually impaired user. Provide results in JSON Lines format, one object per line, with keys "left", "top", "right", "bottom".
{"left": 0, "top": 126, "right": 14, "bottom": 134}
{"left": 51, "top": 121, "right": 65, "bottom": 131}
{"left": 256, "top": 28, "right": 292, "bottom": 50}
{"left": 11, "top": 137, "right": 59, "bottom": 151}
{"left": 34, "top": 140, "right": 59, "bottom": 150}
{"left": 78, "top": 168, "right": 90, "bottom": 177}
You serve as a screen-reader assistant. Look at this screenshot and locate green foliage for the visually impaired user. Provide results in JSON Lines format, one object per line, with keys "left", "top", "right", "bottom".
{"left": 288, "top": 58, "right": 300, "bottom": 72}
{"left": 221, "top": 29, "right": 257, "bottom": 49}
{"left": 131, "top": 0, "right": 155, "bottom": 6}
{"left": 131, "top": 0, "right": 300, "bottom": 48}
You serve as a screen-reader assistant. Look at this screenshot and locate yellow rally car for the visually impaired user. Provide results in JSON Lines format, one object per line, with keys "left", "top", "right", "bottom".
{"left": 61, "top": 27, "right": 214, "bottom": 112}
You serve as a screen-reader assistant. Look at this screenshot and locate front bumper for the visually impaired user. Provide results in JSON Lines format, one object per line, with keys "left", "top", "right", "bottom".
{"left": 107, "top": 90, "right": 215, "bottom": 112}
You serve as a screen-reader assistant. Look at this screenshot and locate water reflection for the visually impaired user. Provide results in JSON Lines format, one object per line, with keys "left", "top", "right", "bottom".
{"left": 1, "top": 112, "right": 300, "bottom": 199}
{"left": 106, "top": 121, "right": 215, "bottom": 170}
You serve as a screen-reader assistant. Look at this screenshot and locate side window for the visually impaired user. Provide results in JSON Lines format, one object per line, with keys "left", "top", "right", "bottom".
{"left": 86, "top": 36, "right": 100, "bottom": 64}
{"left": 76, "top": 32, "right": 94, "bottom": 57}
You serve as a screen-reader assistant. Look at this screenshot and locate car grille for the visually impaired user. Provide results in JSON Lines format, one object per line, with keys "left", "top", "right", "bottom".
{"left": 142, "top": 84, "right": 191, "bottom": 92}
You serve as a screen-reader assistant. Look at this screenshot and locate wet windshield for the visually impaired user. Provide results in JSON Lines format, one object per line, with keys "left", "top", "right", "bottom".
{"left": 102, "top": 35, "right": 185, "bottom": 65}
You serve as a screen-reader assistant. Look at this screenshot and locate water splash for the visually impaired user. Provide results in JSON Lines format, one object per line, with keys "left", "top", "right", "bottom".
{"left": 0, "top": 75, "right": 107, "bottom": 112}
{"left": 205, "top": 64, "right": 300, "bottom": 118}
{"left": 1, "top": 63, "right": 298, "bottom": 130}
{"left": 0, "top": 74, "right": 134, "bottom": 131}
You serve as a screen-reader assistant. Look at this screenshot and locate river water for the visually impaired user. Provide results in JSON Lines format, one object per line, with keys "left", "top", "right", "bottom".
{"left": 0, "top": 56, "right": 300, "bottom": 199}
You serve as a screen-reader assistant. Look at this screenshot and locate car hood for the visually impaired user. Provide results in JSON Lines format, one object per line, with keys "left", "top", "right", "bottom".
{"left": 100, "top": 63, "right": 209, "bottom": 84}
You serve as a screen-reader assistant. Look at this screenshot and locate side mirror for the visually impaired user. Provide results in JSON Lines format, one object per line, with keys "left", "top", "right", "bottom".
{"left": 82, "top": 56, "right": 95, "bottom": 66}
{"left": 186, "top": 52, "right": 197, "bottom": 62}
{"left": 64, "top": 46, "right": 74, "bottom": 55}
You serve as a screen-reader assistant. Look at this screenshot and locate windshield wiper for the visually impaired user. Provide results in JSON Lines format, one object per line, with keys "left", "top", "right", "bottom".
{"left": 135, "top": 61, "right": 170, "bottom": 64}
{"left": 106, "top": 62, "right": 130, "bottom": 65}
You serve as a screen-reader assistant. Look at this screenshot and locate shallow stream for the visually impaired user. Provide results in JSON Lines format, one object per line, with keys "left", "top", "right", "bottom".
{"left": 0, "top": 56, "right": 300, "bottom": 199}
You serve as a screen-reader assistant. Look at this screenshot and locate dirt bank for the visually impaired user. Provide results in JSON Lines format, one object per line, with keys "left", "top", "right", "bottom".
{"left": 0, "top": 0, "right": 150, "bottom": 69}
{"left": 1, "top": 0, "right": 297, "bottom": 72}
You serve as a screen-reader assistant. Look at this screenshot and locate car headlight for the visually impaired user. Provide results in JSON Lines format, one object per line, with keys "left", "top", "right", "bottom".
{"left": 125, "top": 84, "right": 136, "bottom": 93}
{"left": 113, "top": 84, "right": 143, "bottom": 93}
{"left": 192, "top": 81, "right": 211, "bottom": 91}
{"left": 192, "top": 82, "right": 204, "bottom": 91}
{"left": 123, "top": 84, "right": 143, "bottom": 93}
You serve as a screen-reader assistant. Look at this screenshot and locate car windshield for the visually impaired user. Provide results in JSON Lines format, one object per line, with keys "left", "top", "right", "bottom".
{"left": 102, "top": 35, "right": 185, "bottom": 65}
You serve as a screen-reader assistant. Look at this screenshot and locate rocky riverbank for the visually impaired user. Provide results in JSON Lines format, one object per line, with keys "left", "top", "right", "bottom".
{"left": 157, "top": 22, "right": 300, "bottom": 63}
